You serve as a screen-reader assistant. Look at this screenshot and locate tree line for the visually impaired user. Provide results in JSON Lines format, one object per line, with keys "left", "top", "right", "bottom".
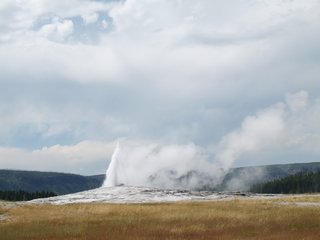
{"left": 250, "top": 171, "right": 320, "bottom": 194}
{"left": 0, "top": 190, "right": 56, "bottom": 201}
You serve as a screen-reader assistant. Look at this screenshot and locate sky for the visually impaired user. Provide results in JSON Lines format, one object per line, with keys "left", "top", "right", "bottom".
{"left": 0, "top": 0, "right": 319, "bottom": 175}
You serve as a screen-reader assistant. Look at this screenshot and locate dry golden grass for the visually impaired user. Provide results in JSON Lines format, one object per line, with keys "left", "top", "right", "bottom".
{"left": 272, "top": 194, "right": 320, "bottom": 203}
{"left": 0, "top": 198, "right": 320, "bottom": 240}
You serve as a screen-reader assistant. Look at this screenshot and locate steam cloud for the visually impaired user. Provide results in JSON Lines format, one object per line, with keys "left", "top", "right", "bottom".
{"left": 103, "top": 141, "right": 220, "bottom": 189}
{"left": 103, "top": 91, "right": 313, "bottom": 190}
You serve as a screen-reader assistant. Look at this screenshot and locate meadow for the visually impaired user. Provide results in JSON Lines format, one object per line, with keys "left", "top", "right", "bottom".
{"left": 1, "top": 196, "right": 320, "bottom": 240}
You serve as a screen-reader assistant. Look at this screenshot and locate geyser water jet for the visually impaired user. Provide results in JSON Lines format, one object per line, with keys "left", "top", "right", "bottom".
{"left": 103, "top": 142, "right": 121, "bottom": 187}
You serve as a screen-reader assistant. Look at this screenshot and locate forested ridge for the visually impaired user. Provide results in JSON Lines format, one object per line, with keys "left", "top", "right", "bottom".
{"left": 0, "top": 190, "right": 56, "bottom": 201}
{"left": 0, "top": 170, "right": 105, "bottom": 195}
{"left": 250, "top": 171, "right": 320, "bottom": 194}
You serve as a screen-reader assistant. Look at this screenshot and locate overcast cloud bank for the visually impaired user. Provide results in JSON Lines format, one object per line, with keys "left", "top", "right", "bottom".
{"left": 0, "top": 0, "right": 319, "bottom": 174}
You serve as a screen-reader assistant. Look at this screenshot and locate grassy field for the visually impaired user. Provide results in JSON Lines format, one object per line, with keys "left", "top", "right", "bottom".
{"left": 1, "top": 197, "right": 320, "bottom": 240}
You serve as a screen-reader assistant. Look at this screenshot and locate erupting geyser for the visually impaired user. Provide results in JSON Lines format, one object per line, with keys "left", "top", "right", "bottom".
{"left": 103, "top": 142, "right": 121, "bottom": 187}
{"left": 101, "top": 141, "right": 221, "bottom": 190}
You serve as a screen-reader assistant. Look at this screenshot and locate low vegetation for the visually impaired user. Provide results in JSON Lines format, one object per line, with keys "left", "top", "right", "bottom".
{"left": 1, "top": 197, "right": 320, "bottom": 240}
{"left": 251, "top": 172, "right": 320, "bottom": 194}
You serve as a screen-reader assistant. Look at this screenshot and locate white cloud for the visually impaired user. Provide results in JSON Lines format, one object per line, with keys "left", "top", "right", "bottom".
{"left": 0, "top": 0, "right": 114, "bottom": 43}
{"left": 32, "top": 140, "right": 113, "bottom": 164}
{"left": 283, "top": 94, "right": 320, "bottom": 154}
{"left": 0, "top": 141, "right": 115, "bottom": 175}
{"left": 285, "top": 90, "right": 308, "bottom": 112}
{"left": 0, "top": 102, "right": 135, "bottom": 145}
{"left": 0, "top": 0, "right": 319, "bottom": 85}
{"left": 39, "top": 18, "right": 74, "bottom": 41}
{"left": 82, "top": 12, "right": 99, "bottom": 25}
{"left": 0, "top": 0, "right": 318, "bottom": 100}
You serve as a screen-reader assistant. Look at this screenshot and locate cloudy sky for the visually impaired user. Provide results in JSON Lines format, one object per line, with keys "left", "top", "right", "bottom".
{"left": 0, "top": 0, "right": 319, "bottom": 175}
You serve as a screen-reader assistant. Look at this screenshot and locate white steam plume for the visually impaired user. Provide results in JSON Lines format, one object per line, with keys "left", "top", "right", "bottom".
{"left": 103, "top": 91, "right": 316, "bottom": 190}
{"left": 103, "top": 142, "right": 221, "bottom": 189}
{"left": 215, "top": 102, "right": 285, "bottom": 171}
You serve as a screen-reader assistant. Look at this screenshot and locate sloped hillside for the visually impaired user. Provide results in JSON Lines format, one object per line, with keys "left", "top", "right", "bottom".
{"left": 0, "top": 170, "right": 105, "bottom": 195}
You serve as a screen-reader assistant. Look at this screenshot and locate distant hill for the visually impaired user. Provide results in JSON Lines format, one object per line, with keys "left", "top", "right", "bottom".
{"left": 0, "top": 170, "right": 105, "bottom": 195}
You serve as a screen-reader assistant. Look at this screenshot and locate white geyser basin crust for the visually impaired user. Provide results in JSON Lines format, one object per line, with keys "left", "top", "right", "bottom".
{"left": 29, "top": 186, "right": 278, "bottom": 205}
